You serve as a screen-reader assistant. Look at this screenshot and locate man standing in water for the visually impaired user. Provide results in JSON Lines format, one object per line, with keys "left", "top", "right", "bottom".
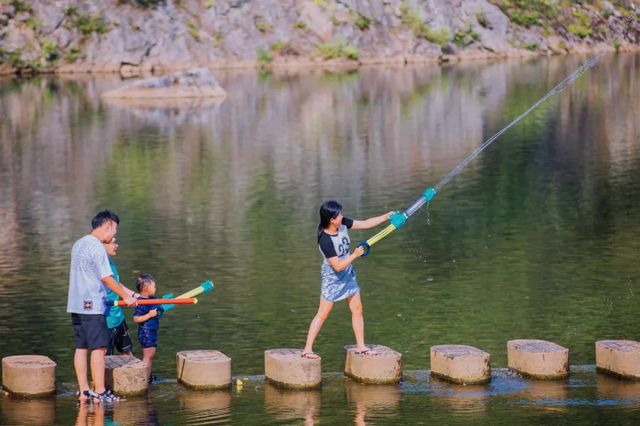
{"left": 67, "top": 210, "right": 137, "bottom": 403}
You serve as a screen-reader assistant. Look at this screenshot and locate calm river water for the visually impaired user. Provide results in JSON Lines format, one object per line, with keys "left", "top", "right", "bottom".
{"left": 1, "top": 53, "right": 639, "bottom": 424}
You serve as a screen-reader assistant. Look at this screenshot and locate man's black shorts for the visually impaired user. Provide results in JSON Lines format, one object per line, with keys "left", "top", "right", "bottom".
{"left": 71, "top": 313, "right": 110, "bottom": 350}
{"left": 107, "top": 320, "right": 133, "bottom": 355}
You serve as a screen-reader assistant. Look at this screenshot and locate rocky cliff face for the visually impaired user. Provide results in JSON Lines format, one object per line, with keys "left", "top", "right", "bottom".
{"left": 0, "top": 0, "right": 638, "bottom": 75}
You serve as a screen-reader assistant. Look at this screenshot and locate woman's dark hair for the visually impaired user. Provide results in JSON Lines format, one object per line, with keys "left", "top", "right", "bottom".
{"left": 91, "top": 210, "right": 120, "bottom": 229}
{"left": 136, "top": 273, "right": 156, "bottom": 293}
{"left": 318, "top": 200, "right": 342, "bottom": 242}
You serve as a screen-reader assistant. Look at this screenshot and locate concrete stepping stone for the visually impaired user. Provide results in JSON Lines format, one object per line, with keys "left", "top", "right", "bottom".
{"left": 343, "top": 344, "right": 402, "bottom": 384}
{"left": 105, "top": 355, "right": 148, "bottom": 396}
{"left": 264, "top": 349, "right": 321, "bottom": 389}
{"left": 596, "top": 340, "right": 640, "bottom": 380}
{"left": 1, "top": 355, "right": 56, "bottom": 396}
{"left": 430, "top": 345, "right": 491, "bottom": 384}
{"left": 507, "top": 339, "right": 569, "bottom": 379}
{"left": 176, "top": 350, "right": 232, "bottom": 390}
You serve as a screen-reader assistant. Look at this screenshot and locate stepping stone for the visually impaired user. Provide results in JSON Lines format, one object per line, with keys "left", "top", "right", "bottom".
{"left": 343, "top": 344, "right": 402, "bottom": 384}
{"left": 264, "top": 349, "right": 321, "bottom": 389}
{"left": 176, "top": 350, "right": 232, "bottom": 390}
{"left": 596, "top": 340, "right": 640, "bottom": 380}
{"left": 430, "top": 345, "right": 491, "bottom": 385}
{"left": 507, "top": 339, "right": 569, "bottom": 379}
{"left": 105, "top": 355, "right": 148, "bottom": 396}
{"left": 1, "top": 355, "right": 56, "bottom": 396}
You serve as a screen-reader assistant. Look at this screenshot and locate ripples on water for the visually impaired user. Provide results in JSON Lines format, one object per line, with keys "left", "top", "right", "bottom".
{"left": 1, "top": 53, "right": 639, "bottom": 423}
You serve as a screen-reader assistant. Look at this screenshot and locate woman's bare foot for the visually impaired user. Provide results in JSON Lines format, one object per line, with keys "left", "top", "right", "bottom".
{"left": 354, "top": 347, "right": 377, "bottom": 356}
{"left": 300, "top": 351, "right": 321, "bottom": 360}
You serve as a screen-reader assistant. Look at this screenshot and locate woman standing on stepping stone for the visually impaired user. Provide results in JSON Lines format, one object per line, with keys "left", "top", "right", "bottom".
{"left": 302, "top": 201, "right": 392, "bottom": 359}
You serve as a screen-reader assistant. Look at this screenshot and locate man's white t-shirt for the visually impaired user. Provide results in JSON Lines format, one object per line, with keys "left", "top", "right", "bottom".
{"left": 67, "top": 234, "right": 113, "bottom": 315}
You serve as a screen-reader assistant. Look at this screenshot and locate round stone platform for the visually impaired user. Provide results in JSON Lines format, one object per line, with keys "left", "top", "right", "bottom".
{"left": 105, "top": 355, "right": 148, "bottom": 396}
{"left": 596, "top": 340, "right": 640, "bottom": 380}
{"left": 507, "top": 339, "right": 569, "bottom": 379}
{"left": 264, "top": 349, "right": 321, "bottom": 389}
{"left": 176, "top": 350, "right": 232, "bottom": 390}
{"left": 1, "top": 355, "right": 56, "bottom": 396}
{"left": 344, "top": 344, "right": 402, "bottom": 384}
{"left": 430, "top": 345, "right": 491, "bottom": 385}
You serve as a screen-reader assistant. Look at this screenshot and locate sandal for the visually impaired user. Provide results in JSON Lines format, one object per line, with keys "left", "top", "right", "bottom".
{"left": 300, "top": 352, "right": 321, "bottom": 360}
{"left": 354, "top": 349, "right": 378, "bottom": 356}
{"left": 83, "top": 389, "right": 124, "bottom": 404}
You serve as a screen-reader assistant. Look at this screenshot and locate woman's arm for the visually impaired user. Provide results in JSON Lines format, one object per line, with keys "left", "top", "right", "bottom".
{"left": 327, "top": 245, "right": 366, "bottom": 272}
{"left": 351, "top": 211, "right": 394, "bottom": 230}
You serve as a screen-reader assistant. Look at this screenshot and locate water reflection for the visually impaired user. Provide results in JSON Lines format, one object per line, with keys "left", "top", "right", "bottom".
{"left": 178, "top": 389, "right": 232, "bottom": 424}
{"left": 596, "top": 374, "right": 640, "bottom": 404}
{"left": 344, "top": 380, "right": 400, "bottom": 425}
{"left": 264, "top": 384, "right": 321, "bottom": 425}
{"left": 0, "top": 396, "right": 56, "bottom": 425}
{"left": 75, "top": 402, "right": 104, "bottom": 426}
{"left": 111, "top": 396, "right": 161, "bottom": 425}
{"left": 514, "top": 378, "right": 569, "bottom": 413}
{"left": 429, "top": 377, "right": 490, "bottom": 416}
{"left": 1, "top": 53, "right": 640, "bottom": 423}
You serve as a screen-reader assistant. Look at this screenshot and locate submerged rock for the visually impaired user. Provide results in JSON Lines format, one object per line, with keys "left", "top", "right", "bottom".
{"left": 101, "top": 67, "right": 227, "bottom": 100}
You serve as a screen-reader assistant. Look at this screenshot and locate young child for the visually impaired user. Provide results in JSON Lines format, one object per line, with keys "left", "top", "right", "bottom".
{"left": 133, "top": 274, "right": 164, "bottom": 383}
{"left": 301, "top": 200, "right": 393, "bottom": 359}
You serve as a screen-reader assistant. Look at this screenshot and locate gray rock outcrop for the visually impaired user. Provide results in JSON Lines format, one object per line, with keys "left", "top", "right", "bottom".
{"left": 0, "top": 0, "right": 638, "bottom": 74}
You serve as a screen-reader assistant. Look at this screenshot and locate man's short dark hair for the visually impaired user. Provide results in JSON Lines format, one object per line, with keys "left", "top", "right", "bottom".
{"left": 91, "top": 210, "right": 120, "bottom": 229}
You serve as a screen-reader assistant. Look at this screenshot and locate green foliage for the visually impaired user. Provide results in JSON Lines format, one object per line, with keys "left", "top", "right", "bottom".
{"left": 491, "top": 0, "right": 561, "bottom": 27}
{"left": 42, "top": 39, "right": 60, "bottom": 62}
{"left": 123, "top": 0, "right": 165, "bottom": 7}
{"left": 64, "top": 7, "right": 109, "bottom": 36}
{"left": 204, "top": 0, "right": 215, "bottom": 8}
{"left": 257, "top": 48, "right": 272, "bottom": 65}
{"left": 313, "top": 0, "right": 330, "bottom": 9}
{"left": 510, "top": 9, "right": 540, "bottom": 27}
{"left": 567, "top": 9, "right": 592, "bottom": 39}
{"left": 186, "top": 19, "right": 200, "bottom": 42}
{"left": 10, "top": 0, "right": 32, "bottom": 13}
{"left": 423, "top": 26, "right": 451, "bottom": 46}
{"left": 64, "top": 46, "right": 83, "bottom": 63}
{"left": 255, "top": 20, "right": 269, "bottom": 33}
{"left": 520, "top": 41, "right": 538, "bottom": 50}
{"left": 612, "top": 39, "right": 621, "bottom": 51}
{"left": 452, "top": 24, "right": 480, "bottom": 47}
{"left": 213, "top": 32, "right": 223, "bottom": 48}
{"left": 7, "top": 51, "right": 24, "bottom": 68}
{"left": 295, "top": 21, "right": 307, "bottom": 30}
{"left": 316, "top": 40, "right": 359, "bottom": 60}
{"left": 270, "top": 41, "right": 288, "bottom": 54}
{"left": 25, "top": 17, "right": 37, "bottom": 31}
{"left": 476, "top": 12, "right": 491, "bottom": 28}
{"left": 400, "top": 2, "right": 450, "bottom": 46}
{"left": 602, "top": 8, "right": 614, "bottom": 19}
{"left": 355, "top": 14, "right": 371, "bottom": 30}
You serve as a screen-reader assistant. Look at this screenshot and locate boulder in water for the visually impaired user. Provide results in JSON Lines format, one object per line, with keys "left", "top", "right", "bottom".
{"left": 101, "top": 67, "right": 226, "bottom": 100}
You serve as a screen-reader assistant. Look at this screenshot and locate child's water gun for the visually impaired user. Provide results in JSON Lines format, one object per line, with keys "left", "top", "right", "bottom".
{"left": 162, "top": 280, "right": 215, "bottom": 312}
{"left": 114, "top": 297, "right": 197, "bottom": 306}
